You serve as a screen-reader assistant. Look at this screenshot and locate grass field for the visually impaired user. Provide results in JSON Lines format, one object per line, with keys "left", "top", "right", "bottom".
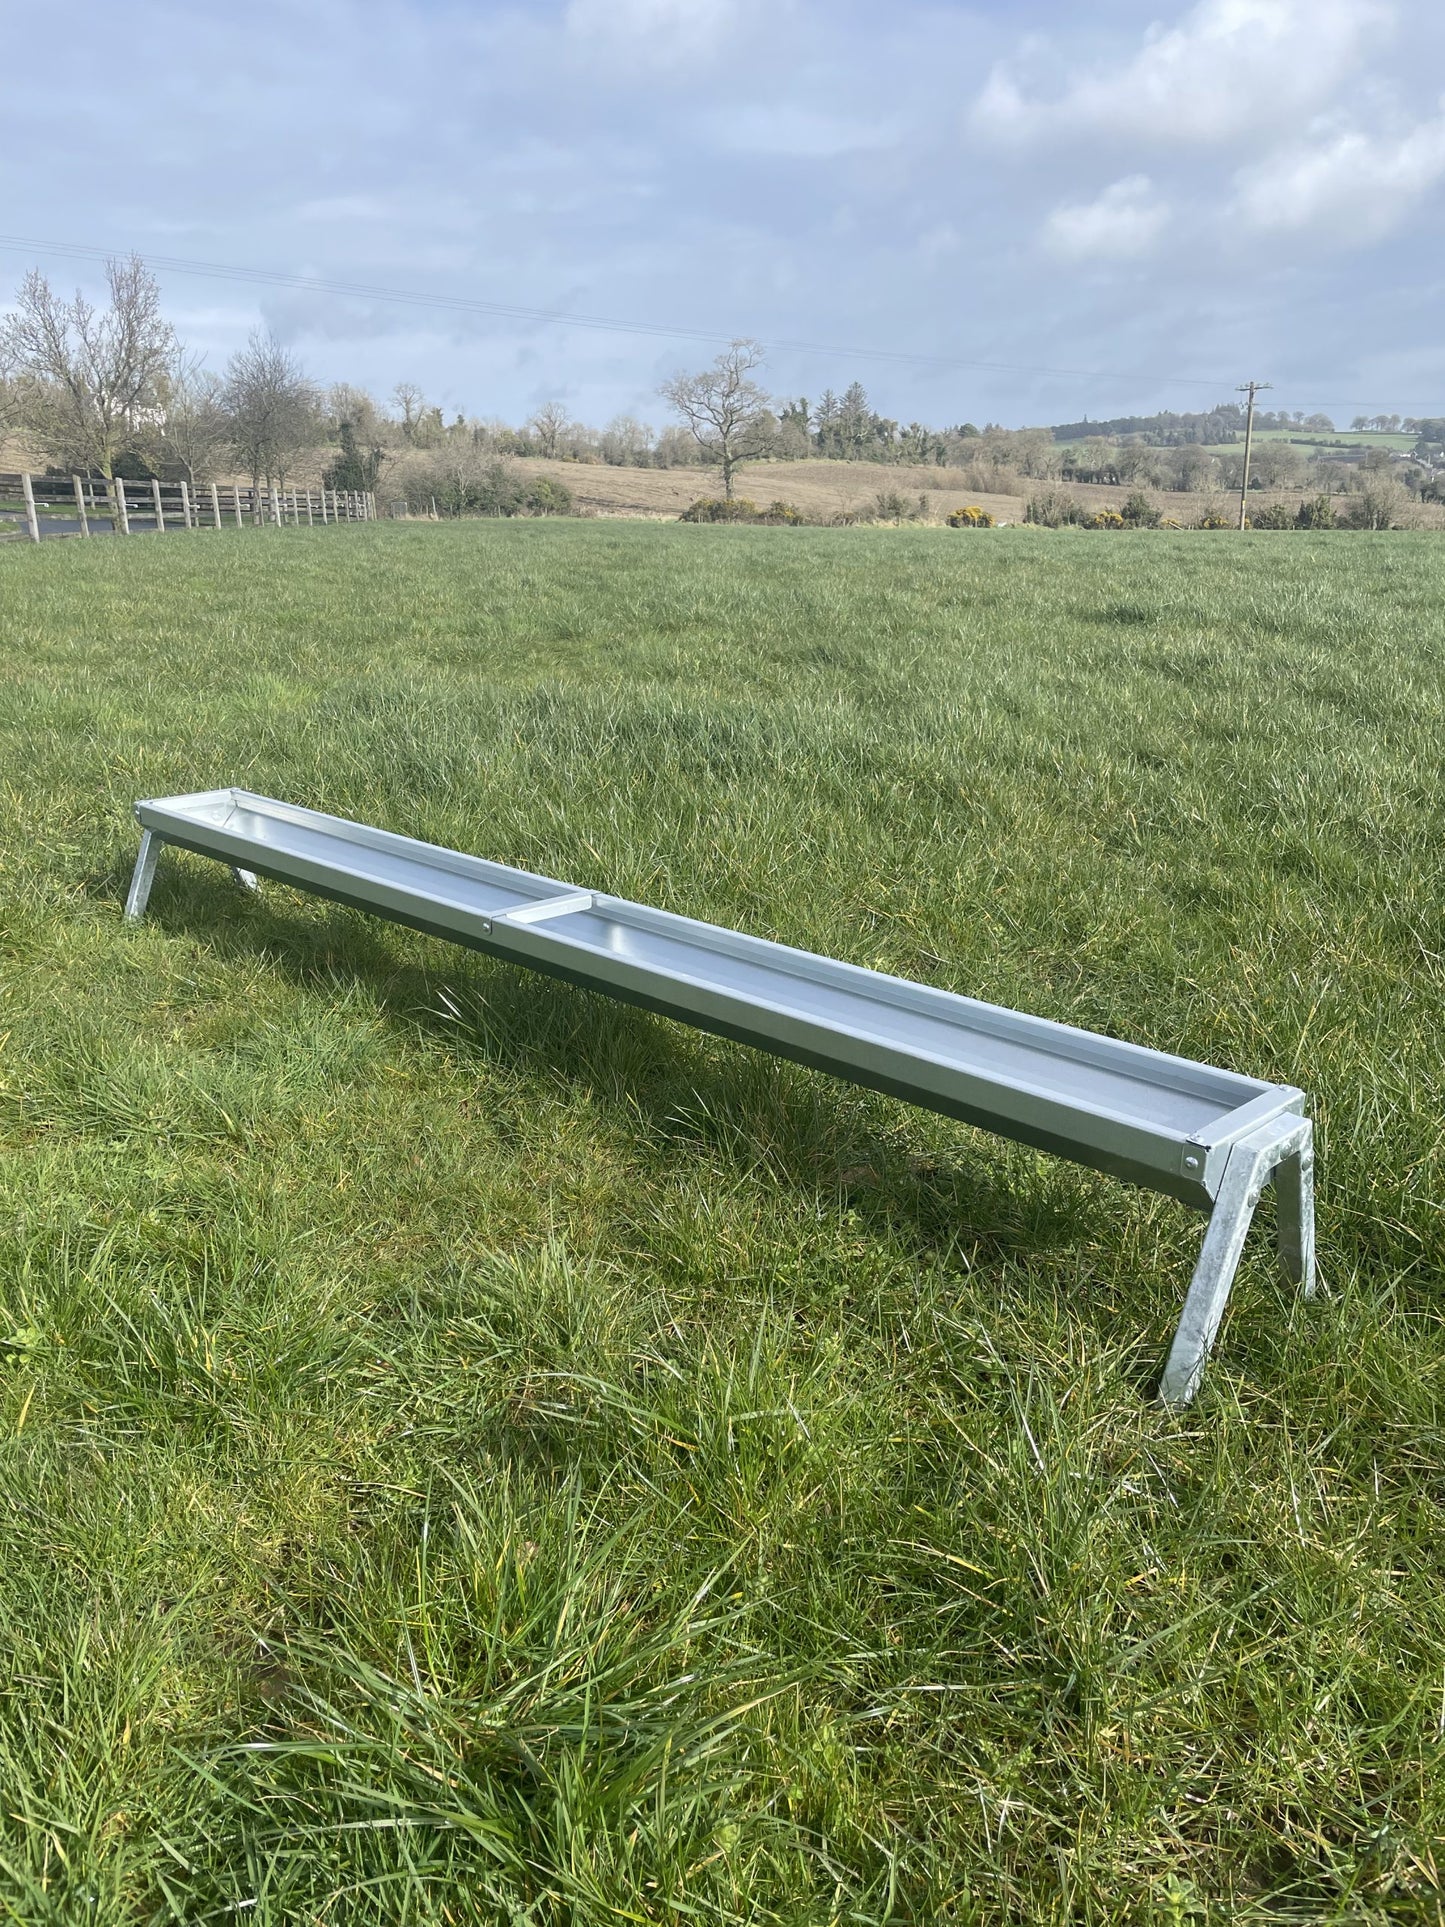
{"left": 1250, "top": 431, "right": 1420, "bottom": 453}
{"left": 1, "top": 522, "right": 1443, "bottom": 1924}
{"left": 1196, "top": 431, "right": 1420, "bottom": 464}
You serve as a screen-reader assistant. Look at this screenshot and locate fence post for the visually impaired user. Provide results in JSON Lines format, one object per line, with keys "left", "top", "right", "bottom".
{"left": 179, "top": 480, "right": 193, "bottom": 529}
{"left": 269, "top": 487, "right": 281, "bottom": 528}
{"left": 151, "top": 478, "right": 167, "bottom": 532}
{"left": 232, "top": 485, "right": 243, "bottom": 529}
{"left": 72, "top": 475, "right": 90, "bottom": 537}
{"left": 20, "top": 471, "right": 41, "bottom": 543}
{"left": 305, "top": 489, "right": 314, "bottom": 526}
{"left": 112, "top": 477, "right": 131, "bottom": 535}
{"left": 210, "top": 482, "right": 221, "bottom": 529}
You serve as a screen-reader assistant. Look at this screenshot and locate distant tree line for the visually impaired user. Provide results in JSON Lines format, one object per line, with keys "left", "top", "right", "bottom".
{"left": 1048, "top": 405, "right": 1338, "bottom": 447}
{"left": 2, "top": 255, "right": 1440, "bottom": 527}
{"left": 1349, "top": 413, "right": 1445, "bottom": 434}
{"left": 1049, "top": 406, "right": 1445, "bottom": 463}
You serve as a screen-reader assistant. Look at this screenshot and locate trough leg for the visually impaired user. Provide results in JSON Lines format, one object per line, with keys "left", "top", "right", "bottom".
{"left": 124, "top": 830, "right": 163, "bottom": 922}
{"left": 1274, "top": 1128, "right": 1316, "bottom": 1299}
{"left": 232, "top": 867, "right": 259, "bottom": 893}
{"left": 1159, "top": 1118, "right": 1313, "bottom": 1408}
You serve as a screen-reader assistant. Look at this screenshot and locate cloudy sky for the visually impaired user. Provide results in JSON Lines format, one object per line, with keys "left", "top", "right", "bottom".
{"left": 4, "top": 0, "right": 1444, "bottom": 428}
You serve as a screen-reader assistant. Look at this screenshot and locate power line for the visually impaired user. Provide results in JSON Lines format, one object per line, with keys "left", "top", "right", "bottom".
{"left": 0, "top": 231, "right": 1239, "bottom": 388}
{"left": 0, "top": 232, "right": 1435, "bottom": 417}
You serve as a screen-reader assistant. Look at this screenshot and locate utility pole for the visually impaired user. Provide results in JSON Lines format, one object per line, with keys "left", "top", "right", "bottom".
{"left": 1237, "top": 379, "right": 1271, "bottom": 530}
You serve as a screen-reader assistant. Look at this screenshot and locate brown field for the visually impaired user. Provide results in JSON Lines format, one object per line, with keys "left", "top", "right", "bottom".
{"left": 497, "top": 456, "right": 1021, "bottom": 524}
{"left": 409, "top": 456, "right": 1388, "bottom": 529}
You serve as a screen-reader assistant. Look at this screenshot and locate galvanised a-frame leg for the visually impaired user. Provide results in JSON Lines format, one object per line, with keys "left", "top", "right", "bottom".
{"left": 124, "top": 830, "right": 255, "bottom": 920}
{"left": 1159, "top": 1115, "right": 1316, "bottom": 1407}
{"left": 123, "top": 829, "right": 163, "bottom": 921}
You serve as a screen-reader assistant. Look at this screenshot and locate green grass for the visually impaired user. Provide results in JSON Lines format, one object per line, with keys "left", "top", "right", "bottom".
{"left": 1197, "top": 431, "right": 1419, "bottom": 457}
{"left": 1, "top": 521, "right": 1443, "bottom": 1924}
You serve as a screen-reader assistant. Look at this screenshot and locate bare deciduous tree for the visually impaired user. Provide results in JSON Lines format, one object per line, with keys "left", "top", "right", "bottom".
{"left": 659, "top": 340, "right": 775, "bottom": 499}
{"left": 1, "top": 256, "right": 176, "bottom": 476}
{"left": 0, "top": 345, "right": 19, "bottom": 446}
{"left": 159, "top": 356, "right": 229, "bottom": 487}
{"left": 392, "top": 382, "right": 425, "bottom": 440}
{"left": 223, "top": 331, "right": 321, "bottom": 491}
{"left": 527, "top": 400, "right": 570, "bottom": 460}
{"left": 600, "top": 414, "right": 653, "bottom": 465}
{"left": 653, "top": 425, "right": 705, "bottom": 470}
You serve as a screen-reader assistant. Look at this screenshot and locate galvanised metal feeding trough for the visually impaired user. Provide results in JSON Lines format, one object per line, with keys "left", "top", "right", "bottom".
{"left": 126, "top": 789, "right": 1315, "bottom": 1406}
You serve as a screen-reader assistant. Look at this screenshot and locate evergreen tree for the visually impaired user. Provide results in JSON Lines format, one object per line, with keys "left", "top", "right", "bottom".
{"left": 323, "top": 420, "right": 383, "bottom": 493}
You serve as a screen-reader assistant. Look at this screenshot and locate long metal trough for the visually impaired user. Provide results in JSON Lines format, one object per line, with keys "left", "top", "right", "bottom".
{"left": 126, "top": 789, "right": 1316, "bottom": 1405}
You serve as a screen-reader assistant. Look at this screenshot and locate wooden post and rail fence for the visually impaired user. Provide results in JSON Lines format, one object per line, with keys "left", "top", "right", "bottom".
{"left": 0, "top": 474, "right": 377, "bottom": 544}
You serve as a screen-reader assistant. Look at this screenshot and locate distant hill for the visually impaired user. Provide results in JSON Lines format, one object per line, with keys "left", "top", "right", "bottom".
{"left": 1050, "top": 406, "right": 1336, "bottom": 447}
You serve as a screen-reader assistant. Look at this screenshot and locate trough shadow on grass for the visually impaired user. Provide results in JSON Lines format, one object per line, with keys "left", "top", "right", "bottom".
{"left": 140, "top": 865, "right": 1107, "bottom": 1277}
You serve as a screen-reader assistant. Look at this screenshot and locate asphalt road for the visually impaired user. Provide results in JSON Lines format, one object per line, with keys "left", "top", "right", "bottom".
{"left": 1, "top": 514, "right": 161, "bottom": 538}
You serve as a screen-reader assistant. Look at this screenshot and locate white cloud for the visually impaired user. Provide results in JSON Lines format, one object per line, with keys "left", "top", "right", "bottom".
{"left": 1235, "top": 109, "right": 1445, "bottom": 240}
{"left": 1043, "top": 176, "right": 1170, "bottom": 259}
{"left": 564, "top": 0, "right": 741, "bottom": 63}
{"left": 708, "top": 105, "right": 895, "bottom": 159}
{"left": 978, "top": 0, "right": 1389, "bottom": 146}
